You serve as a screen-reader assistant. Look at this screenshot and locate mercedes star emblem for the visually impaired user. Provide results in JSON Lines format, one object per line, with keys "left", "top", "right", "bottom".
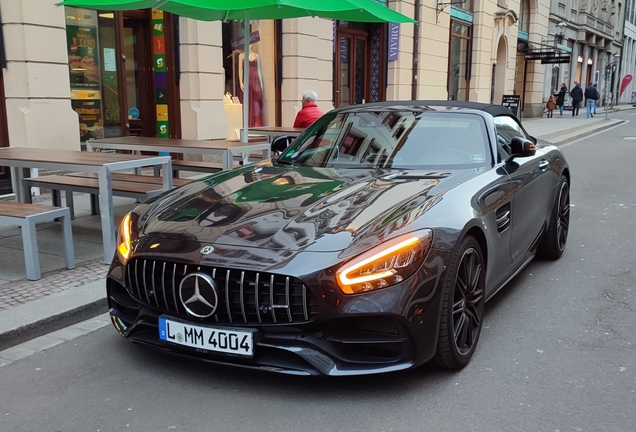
{"left": 178, "top": 272, "right": 219, "bottom": 318}
{"left": 200, "top": 246, "right": 215, "bottom": 255}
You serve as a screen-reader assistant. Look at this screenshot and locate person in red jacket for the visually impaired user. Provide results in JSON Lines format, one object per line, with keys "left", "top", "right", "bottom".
{"left": 293, "top": 90, "right": 324, "bottom": 128}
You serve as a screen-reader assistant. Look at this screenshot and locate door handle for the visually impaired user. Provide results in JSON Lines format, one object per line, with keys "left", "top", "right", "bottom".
{"left": 539, "top": 160, "right": 549, "bottom": 170}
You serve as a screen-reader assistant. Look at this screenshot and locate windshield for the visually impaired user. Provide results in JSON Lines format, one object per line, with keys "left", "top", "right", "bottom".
{"left": 278, "top": 110, "right": 492, "bottom": 170}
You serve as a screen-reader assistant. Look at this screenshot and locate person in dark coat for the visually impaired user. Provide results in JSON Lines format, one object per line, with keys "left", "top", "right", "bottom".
{"left": 570, "top": 81, "right": 583, "bottom": 117}
{"left": 556, "top": 83, "right": 567, "bottom": 117}
{"left": 584, "top": 82, "right": 600, "bottom": 118}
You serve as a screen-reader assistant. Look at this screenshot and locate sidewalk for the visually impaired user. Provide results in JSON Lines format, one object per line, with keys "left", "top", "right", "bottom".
{"left": 0, "top": 109, "right": 630, "bottom": 352}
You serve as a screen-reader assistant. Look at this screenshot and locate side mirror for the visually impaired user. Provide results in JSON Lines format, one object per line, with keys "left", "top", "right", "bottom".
{"left": 506, "top": 137, "right": 536, "bottom": 162}
{"left": 271, "top": 135, "right": 291, "bottom": 154}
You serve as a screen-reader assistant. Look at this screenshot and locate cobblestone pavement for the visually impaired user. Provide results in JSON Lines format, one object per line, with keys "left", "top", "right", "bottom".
{"left": 0, "top": 257, "right": 107, "bottom": 312}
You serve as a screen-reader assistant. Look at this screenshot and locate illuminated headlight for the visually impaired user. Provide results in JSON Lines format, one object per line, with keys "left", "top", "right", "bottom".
{"left": 336, "top": 230, "right": 433, "bottom": 294}
{"left": 117, "top": 212, "right": 135, "bottom": 265}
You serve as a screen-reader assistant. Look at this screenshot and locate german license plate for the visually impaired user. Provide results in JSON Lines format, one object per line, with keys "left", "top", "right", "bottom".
{"left": 158, "top": 317, "right": 253, "bottom": 357}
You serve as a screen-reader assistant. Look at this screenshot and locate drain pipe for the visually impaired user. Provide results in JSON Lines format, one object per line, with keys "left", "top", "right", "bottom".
{"left": 411, "top": 0, "right": 421, "bottom": 100}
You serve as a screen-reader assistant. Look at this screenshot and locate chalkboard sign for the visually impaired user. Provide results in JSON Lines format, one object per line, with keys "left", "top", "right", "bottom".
{"left": 502, "top": 95, "right": 521, "bottom": 118}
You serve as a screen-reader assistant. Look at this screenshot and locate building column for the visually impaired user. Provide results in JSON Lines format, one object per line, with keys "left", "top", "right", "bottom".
{"left": 280, "top": 18, "right": 333, "bottom": 127}
{"left": 178, "top": 18, "right": 227, "bottom": 140}
{"left": 0, "top": 0, "right": 79, "bottom": 150}
{"left": 386, "top": 0, "right": 415, "bottom": 101}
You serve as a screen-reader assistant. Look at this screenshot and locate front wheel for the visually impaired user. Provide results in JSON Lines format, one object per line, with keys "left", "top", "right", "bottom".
{"left": 540, "top": 177, "right": 570, "bottom": 260}
{"left": 433, "top": 236, "right": 485, "bottom": 369}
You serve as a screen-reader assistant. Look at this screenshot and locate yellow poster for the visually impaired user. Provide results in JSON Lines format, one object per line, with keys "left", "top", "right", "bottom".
{"left": 156, "top": 104, "right": 169, "bottom": 121}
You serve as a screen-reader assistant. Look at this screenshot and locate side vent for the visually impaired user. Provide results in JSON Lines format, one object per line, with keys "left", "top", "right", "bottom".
{"left": 495, "top": 203, "right": 511, "bottom": 233}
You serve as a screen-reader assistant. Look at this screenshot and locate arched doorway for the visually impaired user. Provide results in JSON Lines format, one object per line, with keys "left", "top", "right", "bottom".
{"left": 493, "top": 36, "right": 508, "bottom": 104}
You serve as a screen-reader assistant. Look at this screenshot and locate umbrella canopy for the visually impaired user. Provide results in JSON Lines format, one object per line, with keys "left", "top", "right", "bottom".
{"left": 58, "top": 0, "right": 415, "bottom": 142}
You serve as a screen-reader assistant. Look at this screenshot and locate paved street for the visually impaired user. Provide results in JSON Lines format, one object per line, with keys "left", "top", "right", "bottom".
{"left": 1, "top": 112, "right": 636, "bottom": 432}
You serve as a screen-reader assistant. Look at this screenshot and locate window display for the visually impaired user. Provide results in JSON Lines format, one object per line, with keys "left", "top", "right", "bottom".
{"left": 222, "top": 20, "right": 277, "bottom": 131}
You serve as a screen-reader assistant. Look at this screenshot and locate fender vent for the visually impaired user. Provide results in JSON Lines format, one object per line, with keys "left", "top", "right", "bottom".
{"left": 495, "top": 203, "right": 511, "bottom": 233}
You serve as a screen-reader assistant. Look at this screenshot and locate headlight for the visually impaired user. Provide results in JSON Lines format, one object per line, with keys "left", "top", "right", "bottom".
{"left": 336, "top": 230, "right": 433, "bottom": 295}
{"left": 117, "top": 212, "right": 134, "bottom": 265}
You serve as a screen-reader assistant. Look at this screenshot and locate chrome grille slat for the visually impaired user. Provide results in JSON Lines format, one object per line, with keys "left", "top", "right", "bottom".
{"left": 285, "top": 277, "right": 292, "bottom": 322}
{"left": 161, "top": 262, "right": 169, "bottom": 311}
{"left": 126, "top": 259, "right": 316, "bottom": 325}
{"left": 171, "top": 263, "right": 179, "bottom": 314}
{"left": 270, "top": 274, "right": 276, "bottom": 323}
{"left": 142, "top": 260, "right": 150, "bottom": 303}
{"left": 151, "top": 261, "right": 159, "bottom": 307}
{"left": 255, "top": 273, "right": 262, "bottom": 324}
{"left": 225, "top": 269, "right": 232, "bottom": 323}
{"left": 239, "top": 271, "right": 246, "bottom": 324}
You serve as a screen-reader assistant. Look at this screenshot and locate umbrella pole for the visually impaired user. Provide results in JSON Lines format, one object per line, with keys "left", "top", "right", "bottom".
{"left": 241, "top": 10, "right": 250, "bottom": 144}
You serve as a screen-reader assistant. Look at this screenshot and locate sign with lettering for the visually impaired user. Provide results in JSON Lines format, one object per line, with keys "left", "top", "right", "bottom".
{"left": 230, "top": 31, "right": 261, "bottom": 51}
{"left": 388, "top": 23, "right": 400, "bottom": 61}
{"left": 525, "top": 51, "right": 570, "bottom": 64}
{"left": 501, "top": 94, "right": 521, "bottom": 118}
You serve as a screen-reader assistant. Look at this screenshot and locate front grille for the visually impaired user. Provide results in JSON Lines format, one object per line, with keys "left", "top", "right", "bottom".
{"left": 126, "top": 258, "right": 319, "bottom": 325}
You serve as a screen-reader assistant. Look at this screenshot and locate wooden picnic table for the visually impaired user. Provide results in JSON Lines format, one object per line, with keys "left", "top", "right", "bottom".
{"left": 86, "top": 136, "right": 272, "bottom": 169}
{"left": 0, "top": 147, "right": 172, "bottom": 263}
{"left": 247, "top": 126, "right": 306, "bottom": 141}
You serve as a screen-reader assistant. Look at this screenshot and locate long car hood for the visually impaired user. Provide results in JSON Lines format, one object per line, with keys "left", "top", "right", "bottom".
{"left": 138, "top": 164, "right": 476, "bottom": 253}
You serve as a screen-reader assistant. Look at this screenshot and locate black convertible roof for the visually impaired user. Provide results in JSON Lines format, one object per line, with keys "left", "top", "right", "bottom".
{"left": 338, "top": 100, "right": 516, "bottom": 118}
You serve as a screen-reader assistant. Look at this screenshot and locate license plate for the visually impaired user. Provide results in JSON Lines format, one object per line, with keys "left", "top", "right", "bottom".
{"left": 158, "top": 317, "right": 254, "bottom": 357}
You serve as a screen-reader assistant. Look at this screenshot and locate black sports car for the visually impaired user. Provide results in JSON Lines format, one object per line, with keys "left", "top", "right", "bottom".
{"left": 107, "top": 101, "right": 570, "bottom": 376}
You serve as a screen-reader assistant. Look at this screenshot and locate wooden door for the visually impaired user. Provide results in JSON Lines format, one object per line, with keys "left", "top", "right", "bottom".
{"left": 335, "top": 30, "right": 369, "bottom": 107}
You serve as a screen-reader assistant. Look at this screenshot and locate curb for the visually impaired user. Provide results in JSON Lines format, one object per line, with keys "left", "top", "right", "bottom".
{"left": 0, "top": 280, "right": 108, "bottom": 351}
{"left": 537, "top": 119, "right": 626, "bottom": 145}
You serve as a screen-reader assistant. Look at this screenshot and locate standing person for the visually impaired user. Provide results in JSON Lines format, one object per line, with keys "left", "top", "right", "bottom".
{"left": 294, "top": 90, "right": 324, "bottom": 129}
{"left": 556, "top": 83, "right": 567, "bottom": 117}
{"left": 546, "top": 95, "right": 557, "bottom": 118}
{"left": 584, "top": 81, "right": 600, "bottom": 118}
{"left": 570, "top": 81, "right": 583, "bottom": 117}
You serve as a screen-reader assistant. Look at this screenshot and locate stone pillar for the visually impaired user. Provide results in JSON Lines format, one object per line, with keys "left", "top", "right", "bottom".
{"left": 178, "top": 18, "right": 227, "bottom": 140}
{"left": 386, "top": 0, "right": 415, "bottom": 101}
{"left": 417, "top": 1, "right": 451, "bottom": 99}
{"left": 281, "top": 18, "right": 333, "bottom": 127}
{"left": 0, "top": 0, "right": 80, "bottom": 150}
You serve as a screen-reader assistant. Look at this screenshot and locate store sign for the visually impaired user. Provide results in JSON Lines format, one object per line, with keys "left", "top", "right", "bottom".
{"left": 388, "top": 23, "right": 400, "bottom": 61}
{"left": 230, "top": 31, "right": 261, "bottom": 51}
{"left": 501, "top": 95, "right": 521, "bottom": 118}
{"left": 525, "top": 51, "right": 570, "bottom": 64}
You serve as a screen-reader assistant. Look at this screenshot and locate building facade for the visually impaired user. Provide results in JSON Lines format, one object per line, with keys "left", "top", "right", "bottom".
{"left": 0, "top": 0, "right": 553, "bottom": 193}
{"left": 617, "top": 0, "right": 636, "bottom": 104}
{"left": 544, "top": 0, "right": 625, "bottom": 106}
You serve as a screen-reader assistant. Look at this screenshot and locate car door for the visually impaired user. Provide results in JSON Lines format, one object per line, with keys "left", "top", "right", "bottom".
{"left": 494, "top": 115, "right": 555, "bottom": 264}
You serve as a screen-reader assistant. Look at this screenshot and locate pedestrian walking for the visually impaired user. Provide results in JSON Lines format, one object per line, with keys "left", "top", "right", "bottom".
{"left": 584, "top": 81, "right": 600, "bottom": 118}
{"left": 546, "top": 95, "right": 557, "bottom": 118}
{"left": 570, "top": 81, "right": 583, "bottom": 117}
{"left": 556, "top": 83, "right": 567, "bottom": 117}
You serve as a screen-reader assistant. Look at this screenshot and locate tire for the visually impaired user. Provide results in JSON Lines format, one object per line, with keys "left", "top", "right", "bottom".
{"left": 433, "top": 235, "right": 485, "bottom": 369}
{"left": 540, "top": 177, "right": 570, "bottom": 260}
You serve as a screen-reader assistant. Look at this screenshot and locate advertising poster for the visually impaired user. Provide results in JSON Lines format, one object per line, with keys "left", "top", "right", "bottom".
{"left": 67, "top": 25, "right": 100, "bottom": 89}
{"left": 72, "top": 98, "right": 104, "bottom": 142}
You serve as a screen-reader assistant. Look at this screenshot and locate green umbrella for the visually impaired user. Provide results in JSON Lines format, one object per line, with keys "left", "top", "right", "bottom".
{"left": 58, "top": 0, "right": 415, "bottom": 142}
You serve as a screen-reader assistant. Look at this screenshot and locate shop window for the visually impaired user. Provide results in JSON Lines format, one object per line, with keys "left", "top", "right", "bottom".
{"left": 448, "top": 21, "right": 471, "bottom": 101}
{"left": 519, "top": 0, "right": 530, "bottom": 33}
{"left": 222, "top": 20, "right": 277, "bottom": 134}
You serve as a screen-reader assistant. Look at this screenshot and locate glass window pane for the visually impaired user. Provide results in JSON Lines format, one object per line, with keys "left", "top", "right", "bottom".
{"left": 449, "top": 34, "right": 469, "bottom": 101}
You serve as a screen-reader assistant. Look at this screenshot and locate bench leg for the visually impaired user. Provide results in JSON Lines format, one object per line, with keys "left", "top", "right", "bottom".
{"left": 52, "top": 189, "right": 61, "bottom": 207}
{"left": 21, "top": 221, "right": 41, "bottom": 281}
{"left": 90, "top": 194, "right": 100, "bottom": 215}
{"left": 154, "top": 166, "right": 161, "bottom": 177}
{"left": 173, "top": 169, "right": 180, "bottom": 179}
{"left": 61, "top": 211, "right": 76, "bottom": 270}
{"left": 64, "top": 189, "right": 75, "bottom": 220}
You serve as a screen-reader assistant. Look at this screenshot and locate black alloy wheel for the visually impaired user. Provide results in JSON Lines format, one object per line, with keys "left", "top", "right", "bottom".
{"left": 434, "top": 236, "right": 485, "bottom": 369}
{"left": 540, "top": 177, "right": 570, "bottom": 260}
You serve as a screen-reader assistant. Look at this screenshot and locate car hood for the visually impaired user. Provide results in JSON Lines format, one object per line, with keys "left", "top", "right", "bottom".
{"left": 137, "top": 164, "right": 478, "bottom": 253}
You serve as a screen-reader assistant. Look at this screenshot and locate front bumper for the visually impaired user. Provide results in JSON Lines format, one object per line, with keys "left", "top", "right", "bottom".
{"left": 106, "top": 250, "right": 449, "bottom": 376}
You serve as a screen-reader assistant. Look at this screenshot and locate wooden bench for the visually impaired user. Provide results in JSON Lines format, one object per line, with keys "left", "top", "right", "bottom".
{"left": 22, "top": 174, "right": 184, "bottom": 218}
{"left": 0, "top": 202, "right": 75, "bottom": 280}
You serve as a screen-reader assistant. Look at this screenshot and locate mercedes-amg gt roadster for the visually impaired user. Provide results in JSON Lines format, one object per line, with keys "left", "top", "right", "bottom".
{"left": 106, "top": 101, "right": 570, "bottom": 376}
